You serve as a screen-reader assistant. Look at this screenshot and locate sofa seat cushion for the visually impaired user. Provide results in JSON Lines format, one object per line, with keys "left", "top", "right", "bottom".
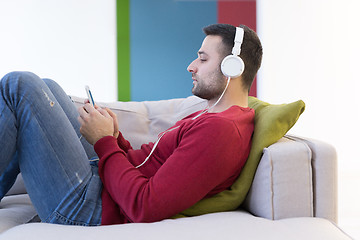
{"left": 0, "top": 194, "right": 38, "bottom": 234}
{"left": 0, "top": 211, "right": 351, "bottom": 240}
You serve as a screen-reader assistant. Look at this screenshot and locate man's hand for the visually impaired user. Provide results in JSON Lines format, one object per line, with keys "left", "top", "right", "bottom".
{"left": 78, "top": 103, "right": 117, "bottom": 145}
{"left": 82, "top": 99, "right": 120, "bottom": 140}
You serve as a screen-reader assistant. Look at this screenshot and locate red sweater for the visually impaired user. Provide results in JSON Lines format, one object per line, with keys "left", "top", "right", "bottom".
{"left": 94, "top": 105, "right": 255, "bottom": 225}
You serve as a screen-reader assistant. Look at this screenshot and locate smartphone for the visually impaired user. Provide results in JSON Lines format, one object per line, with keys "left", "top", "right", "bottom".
{"left": 85, "top": 85, "right": 95, "bottom": 106}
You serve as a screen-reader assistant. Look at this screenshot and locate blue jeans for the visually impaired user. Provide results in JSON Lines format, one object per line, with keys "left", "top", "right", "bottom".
{"left": 0, "top": 72, "right": 102, "bottom": 226}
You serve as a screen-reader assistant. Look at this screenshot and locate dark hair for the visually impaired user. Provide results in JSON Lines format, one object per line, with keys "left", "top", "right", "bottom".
{"left": 203, "top": 23, "right": 263, "bottom": 92}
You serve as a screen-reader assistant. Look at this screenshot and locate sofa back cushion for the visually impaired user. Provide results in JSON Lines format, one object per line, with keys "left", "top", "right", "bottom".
{"left": 71, "top": 96, "right": 207, "bottom": 149}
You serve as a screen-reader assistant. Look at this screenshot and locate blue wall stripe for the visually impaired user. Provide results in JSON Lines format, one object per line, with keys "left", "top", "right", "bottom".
{"left": 130, "top": 0, "right": 217, "bottom": 101}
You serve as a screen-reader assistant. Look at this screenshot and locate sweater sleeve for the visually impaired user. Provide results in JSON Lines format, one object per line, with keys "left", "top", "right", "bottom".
{"left": 116, "top": 131, "right": 133, "bottom": 152}
{"left": 95, "top": 118, "right": 247, "bottom": 223}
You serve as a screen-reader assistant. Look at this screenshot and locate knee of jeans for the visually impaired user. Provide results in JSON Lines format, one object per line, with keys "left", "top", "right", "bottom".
{"left": 0, "top": 71, "right": 55, "bottom": 109}
{"left": 1, "top": 71, "right": 42, "bottom": 90}
{"left": 2, "top": 71, "right": 39, "bottom": 82}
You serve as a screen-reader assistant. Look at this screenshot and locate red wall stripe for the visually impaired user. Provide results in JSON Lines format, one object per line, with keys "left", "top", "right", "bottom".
{"left": 218, "top": 0, "right": 257, "bottom": 97}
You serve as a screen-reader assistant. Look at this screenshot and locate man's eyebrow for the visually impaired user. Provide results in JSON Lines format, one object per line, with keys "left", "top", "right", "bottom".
{"left": 198, "top": 51, "right": 208, "bottom": 56}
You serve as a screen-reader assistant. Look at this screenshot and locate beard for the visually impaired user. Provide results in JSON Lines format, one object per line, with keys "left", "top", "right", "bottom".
{"left": 192, "top": 70, "right": 226, "bottom": 101}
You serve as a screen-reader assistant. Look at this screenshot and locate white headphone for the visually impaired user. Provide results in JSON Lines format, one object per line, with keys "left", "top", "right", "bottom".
{"left": 221, "top": 27, "right": 245, "bottom": 78}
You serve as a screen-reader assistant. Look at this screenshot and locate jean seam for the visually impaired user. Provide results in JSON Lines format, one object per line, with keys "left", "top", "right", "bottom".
{"left": 47, "top": 210, "right": 101, "bottom": 226}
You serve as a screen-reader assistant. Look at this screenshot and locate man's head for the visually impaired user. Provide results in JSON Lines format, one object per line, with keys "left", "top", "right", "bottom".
{"left": 187, "top": 34, "right": 226, "bottom": 100}
{"left": 202, "top": 23, "right": 263, "bottom": 92}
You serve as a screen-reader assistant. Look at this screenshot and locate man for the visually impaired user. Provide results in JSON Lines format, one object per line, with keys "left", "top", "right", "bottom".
{"left": 0, "top": 23, "right": 262, "bottom": 226}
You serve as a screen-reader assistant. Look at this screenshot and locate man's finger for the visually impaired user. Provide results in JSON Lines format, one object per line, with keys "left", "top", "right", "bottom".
{"left": 106, "top": 108, "right": 117, "bottom": 119}
{"left": 83, "top": 103, "right": 97, "bottom": 113}
{"left": 98, "top": 108, "right": 111, "bottom": 118}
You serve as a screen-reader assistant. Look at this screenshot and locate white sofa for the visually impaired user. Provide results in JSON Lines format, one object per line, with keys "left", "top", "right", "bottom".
{"left": 0, "top": 96, "right": 353, "bottom": 239}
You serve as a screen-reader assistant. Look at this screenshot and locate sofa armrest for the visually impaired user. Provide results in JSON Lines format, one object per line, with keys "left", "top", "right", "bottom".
{"left": 243, "top": 136, "right": 313, "bottom": 220}
{"left": 286, "top": 135, "right": 338, "bottom": 223}
{"left": 243, "top": 135, "right": 338, "bottom": 223}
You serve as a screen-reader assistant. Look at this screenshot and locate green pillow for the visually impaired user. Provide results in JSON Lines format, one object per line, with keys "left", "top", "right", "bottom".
{"left": 174, "top": 97, "right": 305, "bottom": 217}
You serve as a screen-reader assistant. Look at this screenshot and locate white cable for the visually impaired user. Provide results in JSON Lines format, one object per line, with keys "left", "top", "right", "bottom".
{"left": 135, "top": 126, "right": 180, "bottom": 168}
{"left": 89, "top": 158, "right": 99, "bottom": 162}
{"left": 207, "top": 76, "right": 231, "bottom": 112}
{"left": 192, "top": 76, "right": 231, "bottom": 120}
{"left": 136, "top": 76, "right": 231, "bottom": 168}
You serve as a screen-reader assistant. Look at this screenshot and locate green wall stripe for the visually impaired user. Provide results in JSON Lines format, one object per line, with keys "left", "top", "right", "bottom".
{"left": 116, "top": 0, "right": 130, "bottom": 101}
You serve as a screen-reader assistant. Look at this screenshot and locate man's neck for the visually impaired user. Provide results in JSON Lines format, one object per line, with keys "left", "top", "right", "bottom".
{"left": 207, "top": 80, "right": 249, "bottom": 113}
{"left": 207, "top": 94, "right": 248, "bottom": 113}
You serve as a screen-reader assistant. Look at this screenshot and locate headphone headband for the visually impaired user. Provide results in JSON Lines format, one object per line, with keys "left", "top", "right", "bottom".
{"left": 232, "top": 27, "right": 244, "bottom": 56}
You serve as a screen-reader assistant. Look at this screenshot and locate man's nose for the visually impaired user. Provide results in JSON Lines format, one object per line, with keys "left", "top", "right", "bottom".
{"left": 187, "top": 59, "right": 197, "bottom": 73}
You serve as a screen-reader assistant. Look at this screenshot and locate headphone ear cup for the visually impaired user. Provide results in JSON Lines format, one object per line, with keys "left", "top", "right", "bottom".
{"left": 221, "top": 55, "right": 245, "bottom": 78}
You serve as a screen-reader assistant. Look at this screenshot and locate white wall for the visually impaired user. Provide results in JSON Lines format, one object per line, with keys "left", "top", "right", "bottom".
{"left": 257, "top": 0, "right": 360, "bottom": 237}
{"left": 0, "top": 0, "right": 117, "bottom": 101}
